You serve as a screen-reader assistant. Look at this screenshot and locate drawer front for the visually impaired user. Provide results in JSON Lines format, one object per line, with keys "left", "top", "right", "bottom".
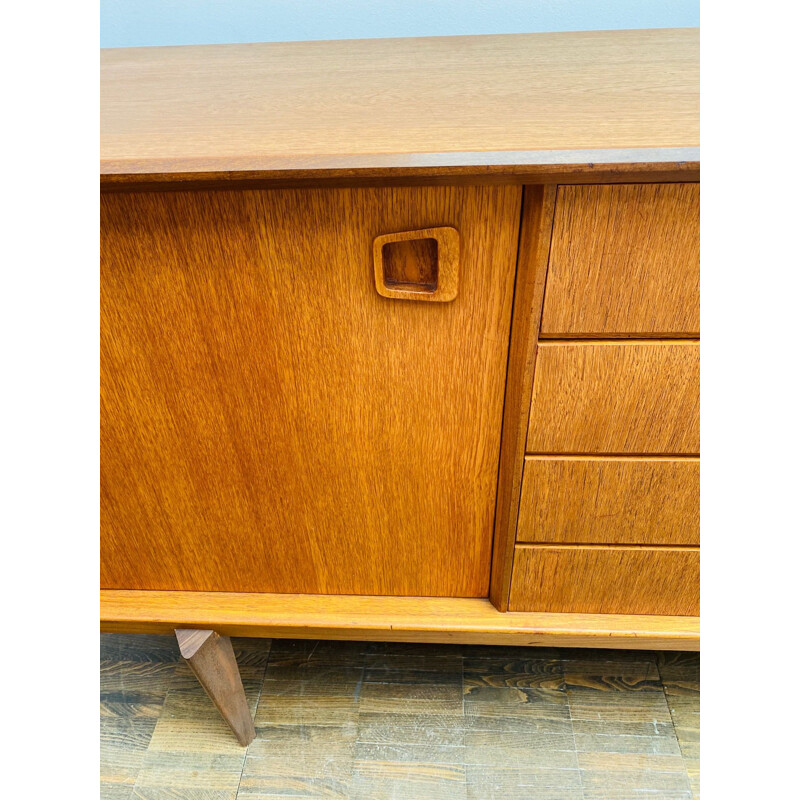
{"left": 540, "top": 183, "right": 699, "bottom": 337}
{"left": 518, "top": 457, "right": 699, "bottom": 545}
{"left": 509, "top": 545, "right": 699, "bottom": 615}
{"left": 527, "top": 342, "right": 700, "bottom": 454}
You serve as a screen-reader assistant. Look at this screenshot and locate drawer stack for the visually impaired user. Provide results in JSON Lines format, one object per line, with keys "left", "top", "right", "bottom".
{"left": 508, "top": 183, "right": 700, "bottom": 616}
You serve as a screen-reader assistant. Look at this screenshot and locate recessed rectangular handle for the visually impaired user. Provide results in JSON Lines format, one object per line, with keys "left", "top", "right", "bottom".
{"left": 373, "top": 227, "right": 459, "bottom": 302}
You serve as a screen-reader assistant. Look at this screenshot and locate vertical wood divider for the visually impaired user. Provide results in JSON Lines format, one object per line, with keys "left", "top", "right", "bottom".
{"left": 489, "top": 184, "right": 558, "bottom": 610}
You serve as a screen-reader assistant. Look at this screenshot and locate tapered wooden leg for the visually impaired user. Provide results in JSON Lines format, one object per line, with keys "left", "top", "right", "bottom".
{"left": 175, "top": 628, "right": 256, "bottom": 746}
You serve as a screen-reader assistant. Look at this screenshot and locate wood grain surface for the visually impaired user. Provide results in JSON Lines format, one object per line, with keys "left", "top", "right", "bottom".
{"left": 101, "top": 155, "right": 700, "bottom": 193}
{"left": 489, "top": 185, "right": 557, "bottom": 611}
{"left": 100, "top": 591, "right": 700, "bottom": 650}
{"left": 509, "top": 546, "right": 700, "bottom": 615}
{"left": 101, "top": 185, "right": 520, "bottom": 596}
{"left": 517, "top": 457, "right": 700, "bottom": 545}
{"left": 541, "top": 183, "right": 700, "bottom": 337}
{"left": 101, "top": 29, "right": 699, "bottom": 178}
{"left": 175, "top": 629, "right": 256, "bottom": 745}
{"left": 527, "top": 342, "right": 700, "bottom": 454}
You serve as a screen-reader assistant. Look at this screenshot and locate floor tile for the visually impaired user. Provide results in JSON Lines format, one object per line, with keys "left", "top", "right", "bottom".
{"left": 99, "top": 635, "right": 700, "bottom": 798}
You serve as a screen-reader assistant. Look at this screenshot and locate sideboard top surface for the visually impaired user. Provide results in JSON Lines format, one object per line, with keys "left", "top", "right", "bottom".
{"left": 100, "top": 28, "right": 699, "bottom": 185}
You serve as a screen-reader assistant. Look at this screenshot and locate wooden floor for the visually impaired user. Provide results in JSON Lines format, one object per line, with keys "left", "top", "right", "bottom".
{"left": 100, "top": 635, "right": 699, "bottom": 800}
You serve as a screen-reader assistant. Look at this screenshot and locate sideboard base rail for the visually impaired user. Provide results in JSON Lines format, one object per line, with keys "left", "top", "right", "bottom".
{"left": 102, "top": 591, "right": 700, "bottom": 651}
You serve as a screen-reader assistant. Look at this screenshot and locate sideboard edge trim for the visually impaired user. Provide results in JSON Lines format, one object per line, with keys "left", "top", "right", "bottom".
{"left": 100, "top": 590, "right": 700, "bottom": 650}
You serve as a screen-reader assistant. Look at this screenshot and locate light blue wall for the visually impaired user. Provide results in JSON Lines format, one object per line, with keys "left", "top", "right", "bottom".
{"left": 101, "top": 1, "right": 699, "bottom": 48}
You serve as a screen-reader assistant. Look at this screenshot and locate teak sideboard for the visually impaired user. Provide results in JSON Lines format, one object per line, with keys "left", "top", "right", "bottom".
{"left": 100, "top": 28, "right": 700, "bottom": 743}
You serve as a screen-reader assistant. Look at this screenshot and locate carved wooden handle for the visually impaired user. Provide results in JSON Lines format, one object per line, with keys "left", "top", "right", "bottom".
{"left": 373, "top": 227, "right": 460, "bottom": 302}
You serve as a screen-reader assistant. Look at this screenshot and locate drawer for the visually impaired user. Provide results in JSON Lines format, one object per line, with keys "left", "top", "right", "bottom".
{"left": 518, "top": 457, "right": 699, "bottom": 545}
{"left": 540, "top": 183, "right": 699, "bottom": 337}
{"left": 527, "top": 342, "right": 699, "bottom": 454}
{"left": 509, "top": 545, "right": 699, "bottom": 615}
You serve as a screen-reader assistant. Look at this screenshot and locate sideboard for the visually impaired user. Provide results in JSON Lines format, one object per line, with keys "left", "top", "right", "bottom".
{"left": 100, "top": 28, "right": 700, "bottom": 744}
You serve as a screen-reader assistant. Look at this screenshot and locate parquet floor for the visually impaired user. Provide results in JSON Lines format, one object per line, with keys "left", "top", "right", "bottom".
{"left": 100, "top": 635, "right": 699, "bottom": 799}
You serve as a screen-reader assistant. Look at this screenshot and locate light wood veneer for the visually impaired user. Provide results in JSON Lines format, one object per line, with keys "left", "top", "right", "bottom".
{"left": 489, "top": 185, "right": 557, "bottom": 610}
{"left": 101, "top": 590, "right": 700, "bottom": 650}
{"left": 509, "top": 546, "right": 700, "bottom": 616}
{"left": 517, "top": 456, "right": 700, "bottom": 545}
{"left": 541, "top": 183, "right": 700, "bottom": 337}
{"left": 101, "top": 185, "right": 519, "bottom": 596}
{"left": 527, "top": 342, "right": 700, "bottom": 455}
{"left": 100, "top": 31, "right": 701, "bottom": 651}
{"left": 101, "top": 29, "right": 699, "bottom": 184}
